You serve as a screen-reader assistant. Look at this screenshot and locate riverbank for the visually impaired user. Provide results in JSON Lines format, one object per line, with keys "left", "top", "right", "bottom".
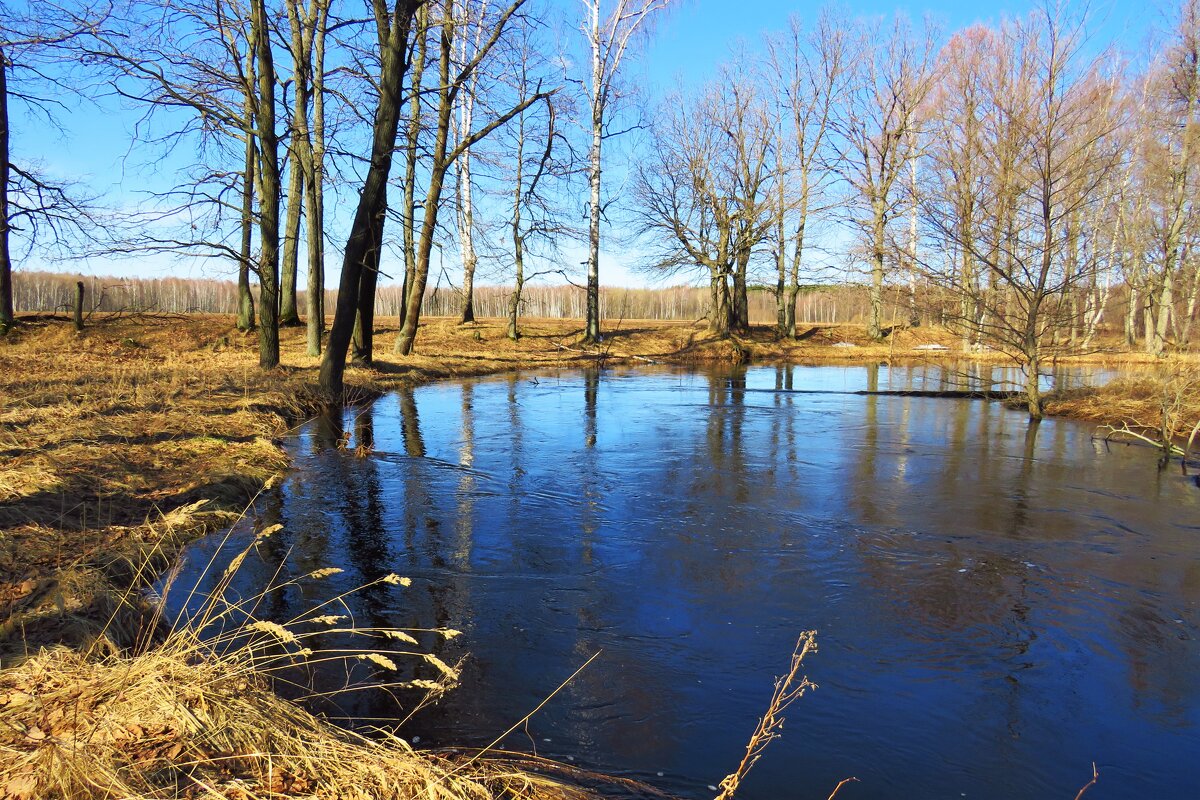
{"left": 1, "top": 313, "right": 1195, "bottom": 799}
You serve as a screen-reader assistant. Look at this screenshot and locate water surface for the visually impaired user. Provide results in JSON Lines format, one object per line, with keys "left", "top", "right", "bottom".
{"left": 174, "top": 364, "right": 1200, "bottom": 799}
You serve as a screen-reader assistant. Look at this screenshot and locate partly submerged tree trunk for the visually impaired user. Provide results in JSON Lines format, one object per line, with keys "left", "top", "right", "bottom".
{"left": 1025, "top": 350, "right": 1042, "bottom": 420}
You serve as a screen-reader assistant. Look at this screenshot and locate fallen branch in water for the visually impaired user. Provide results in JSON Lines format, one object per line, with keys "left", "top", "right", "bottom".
{"left": 1073, "top": 762, "right": 1099, "bottom": 800}
{"left": 1096, "top": 421, "right": 1191, "bottom": 459}
{"left": 713, "top": 630, "right": 818, "bottom": 800}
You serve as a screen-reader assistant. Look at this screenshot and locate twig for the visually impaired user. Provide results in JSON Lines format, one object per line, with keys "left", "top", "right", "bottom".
{"left": 827, "top": 776, "right": 859, "bottom": 800}
{"left": 1073, "top": 762, "right": 1099, "bottom": 800}
{"left": 713, "top": 631, "right": 818, "bottom": 800}
{"left": 452, "top": 650, "right": 602, "bottom": 773}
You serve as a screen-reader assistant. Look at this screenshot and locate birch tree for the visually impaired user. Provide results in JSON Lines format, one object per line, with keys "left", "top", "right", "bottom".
{"left": 579, "top": 0, "right": 671, "bottom": 344}
{"left": 391, "top": 0, "right": 550, "bottom": 357}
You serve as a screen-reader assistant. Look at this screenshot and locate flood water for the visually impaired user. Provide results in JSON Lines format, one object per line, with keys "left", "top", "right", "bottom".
{"left": 172, "top": 364, "right": 1200, "bottom": 799}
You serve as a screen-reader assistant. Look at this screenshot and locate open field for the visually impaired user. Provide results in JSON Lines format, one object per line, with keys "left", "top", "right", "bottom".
{"left": 1, "top": 313, "right": 1197, "bottom": 799}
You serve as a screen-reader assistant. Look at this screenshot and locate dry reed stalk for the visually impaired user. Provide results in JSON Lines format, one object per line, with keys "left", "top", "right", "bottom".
{"left": 713, "top": 630, "right": 818, "bottom": 800}
{"left": 1073, "top": 762, "right": 1099, "bottom": 800}
{"left": 826, "top": 776, "right": 860, "bottom": 800}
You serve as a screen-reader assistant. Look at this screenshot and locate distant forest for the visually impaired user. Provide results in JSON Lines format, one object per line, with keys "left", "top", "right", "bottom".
{"left": 12, "top": 270, "right": 903, "bottom": 325}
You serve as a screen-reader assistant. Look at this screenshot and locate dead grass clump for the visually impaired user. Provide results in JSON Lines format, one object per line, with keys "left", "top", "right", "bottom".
{"left": 1044, "top": 362, "right": 1200, "bottom": 460}
{"left": 0, "top": 645, "right": 494, "bottom": 800}
{"left": 0, "top": 519, "right": 622, "bottom": 800}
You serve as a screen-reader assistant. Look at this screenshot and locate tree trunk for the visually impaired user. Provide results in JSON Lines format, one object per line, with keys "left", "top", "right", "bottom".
{"left": 395, "top": 7, "right": 455, "bottom": 357}
{"left": 508, "top": 235, "right": 524, "bottom": 340}
{"left": 583, "top": 3, "right": 603, "bottom": 345}
{"left": 397, "top": 5, "right": 428, "bottom": 339}
{"left": 1143, "top": 284, "right": 1157, "bottom": 354}
{"left": 869, "top": 197, "right": 885, "bottom": 339}
{"left": 907, "top": 158, "right": 920, "bottom": 327}
{"left": 456, "top": 65, "right": 478, "bottom": 325}
{"left": 237, "top": 118, "right": 257, "bottom": 332}
{"left": 710, "top": 271, "right": 731, "bottom": 339}
{"left": 73, "top": 280, "right": 84, "bottom": 332}
{"left": 351, "top": 260, "right": 378, "bottom": 364}
{"left": 252, "top": 0, "right": 280, "bottom": 370}
{"left": 304, "top": 175, "right": 323, "bottom": 355}
{"left": 304, "top": 1, "right": 328, "bottom": 357}
{"left": 318, "top": 3, "right": 419, "bottom": 396}
{"left": 508, "top": 106, "right": 525, "bottom": 341}
{"left": 0, "top": 47, "right": 13, "bottom": 334}
{"left": 1124, "top": 282, "right": 1139, "bottom": 347}
{"left": 1152, "top": 275, "right": 1174, "bottom": 356}
{"left": 1025, "top": 350, "right": 1042, "bottom": 420}
{"left": 279, "top": 159, "right": 303, "bottom": 326}
{"left": 459, "top": 248, "right": 477, "bottom": 323}
{"left": 732, "top": 250, "right": 749, "bottom": 333}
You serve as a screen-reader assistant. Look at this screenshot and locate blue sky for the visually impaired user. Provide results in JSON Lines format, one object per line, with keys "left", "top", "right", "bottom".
{"left": 13, "top": 0, "right": 1167, "bottom": 288}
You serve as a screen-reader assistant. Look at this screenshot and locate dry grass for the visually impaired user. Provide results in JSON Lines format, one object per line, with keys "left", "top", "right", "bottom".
{"left": 1043, "top": 361, "right": 1200, "bottom": 459}
{"left": 0, "top": 519, "right": 618, "bottom": 800}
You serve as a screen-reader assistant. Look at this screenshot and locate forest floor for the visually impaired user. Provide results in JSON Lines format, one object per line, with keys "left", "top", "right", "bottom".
{"left": 0, "top": 312, "right": 1196, "bottom": 799}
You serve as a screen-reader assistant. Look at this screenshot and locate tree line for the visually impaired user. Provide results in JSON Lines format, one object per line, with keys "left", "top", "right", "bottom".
{"left": 632, "top": 2, "right": 1200, "bottom": 417}
{"left": 2, "top": 1, "right": 1199, "bottom": 411}
{"left": 0, "top": 0, "right": 670, "bottom": 396}
{"left": 12, "top": 269, "right": 932, "bottom": 325}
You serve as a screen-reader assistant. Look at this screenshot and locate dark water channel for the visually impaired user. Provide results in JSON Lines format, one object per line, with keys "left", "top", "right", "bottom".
{"left": 174, "top": 364, "right": 1200, "bottom": 799}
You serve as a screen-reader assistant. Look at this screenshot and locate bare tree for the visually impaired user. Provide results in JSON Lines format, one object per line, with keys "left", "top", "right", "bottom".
{"left": 319, "top": 0, "right": 423, "bottom": 395}
{"left": 498, "top": 26, "right": 566, "bottom": 340}
{"left": 578, "top": 0, "right": 671, "bottom": 344}
{"left": 633, "top": 73, "right": 774, "bottom": 338}
{"left": 249, "top": 0, "right": 280, "bottom": 367}
{"left": 0, "top": 2, "right": 107, "bottom": 334}
{"left": 391, "top": 0, "right": 551, "bottom": 357}
{"left": 284, "top": 0, "right": 330, "bottom": 355}
{"left": 452, "top": 0, "right": 489, "bottom": 325}
{"left": 833, "top": 14, "right": 937, "bottom": 341}
{"left": 764, "top": 10, "right": 850, "bottom": 338}
{"left": 921, "top": 11, "right": 1126, "bottom": 418}
{"left": 84, "top": 0, "right": 284, "bottom": 366}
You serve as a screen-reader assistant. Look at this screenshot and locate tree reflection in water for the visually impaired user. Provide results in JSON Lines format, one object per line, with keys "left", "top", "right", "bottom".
{"left": 167, "top": 364, "right": 1200, "bottom": 800}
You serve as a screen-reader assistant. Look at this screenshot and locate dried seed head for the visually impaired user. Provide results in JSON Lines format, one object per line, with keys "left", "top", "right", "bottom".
{"left": 358, "top": 653, "right": 398, "bottom": 671}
